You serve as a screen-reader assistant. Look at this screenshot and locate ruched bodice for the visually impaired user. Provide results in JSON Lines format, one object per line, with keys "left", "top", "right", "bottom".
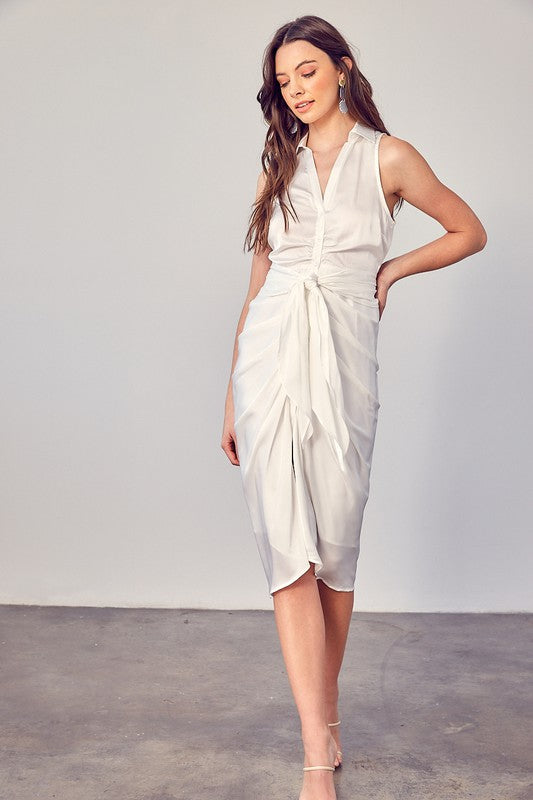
{"left": 267, "top": 120, "right": 395, "bottom": 277}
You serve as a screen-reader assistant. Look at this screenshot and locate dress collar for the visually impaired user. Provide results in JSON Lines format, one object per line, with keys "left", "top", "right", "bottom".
{"left": 296, "top": 119, "right": 373, "bottom": 152}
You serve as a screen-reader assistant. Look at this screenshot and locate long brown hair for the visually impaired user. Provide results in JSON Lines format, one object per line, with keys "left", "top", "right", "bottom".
{"left": 243, "top": 15, "right": 403, "bottom": 254}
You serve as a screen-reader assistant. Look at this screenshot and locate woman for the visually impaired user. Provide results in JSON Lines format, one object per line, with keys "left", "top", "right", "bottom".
{"left": 221, "top": 15, "right": 486, "bottom": 800}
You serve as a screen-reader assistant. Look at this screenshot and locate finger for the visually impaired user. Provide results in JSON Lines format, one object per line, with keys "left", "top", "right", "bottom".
{"left": 222, "top": 437, "right": 240, "bottom": 466}
{"left": 222, "top": 444, "right": 239, "bottom": 466}
{"left": 232, "top": 435, "right": 239, "bottom": 465}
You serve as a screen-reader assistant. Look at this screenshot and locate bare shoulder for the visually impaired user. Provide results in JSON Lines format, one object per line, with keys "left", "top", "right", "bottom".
{"left": 379, "top": 133, "right": 487, "bottom": 243}
{"left": 377, "top": 134, "right": 427, "bottom": 182}
{"left": 376, "top": 134, "right": 409, "bottom": 215}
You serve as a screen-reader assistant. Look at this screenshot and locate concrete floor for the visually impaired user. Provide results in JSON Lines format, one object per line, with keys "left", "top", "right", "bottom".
{"left": 0, "top": 607, "right": 531, "bottom": 800}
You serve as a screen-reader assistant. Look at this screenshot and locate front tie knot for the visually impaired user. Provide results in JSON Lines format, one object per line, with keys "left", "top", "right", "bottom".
{"left": 303, "top": 273, "right": 319, "bottom": 291}
{"left": 276, "top": 271, "right": 351, "bottom": 472}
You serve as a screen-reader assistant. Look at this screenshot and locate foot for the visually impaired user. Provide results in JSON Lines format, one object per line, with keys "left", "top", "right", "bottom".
{"left": 328, "top": 720, "right": 343, "bottom": 768}
{"left": 299, "top": 728, "right": 337, "bottom": 800}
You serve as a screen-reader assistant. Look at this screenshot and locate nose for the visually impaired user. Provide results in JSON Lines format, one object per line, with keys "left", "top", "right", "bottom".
{"left": 289, "top": 81, "right": 304, "bottom": 98}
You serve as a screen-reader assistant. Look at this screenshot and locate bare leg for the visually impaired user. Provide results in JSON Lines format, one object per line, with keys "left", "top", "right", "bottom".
{"left": 317, "top": 578, "right": 354, "bottom": 765}
{"left": 272, "top": 564, "right": 337, "bottom": 800}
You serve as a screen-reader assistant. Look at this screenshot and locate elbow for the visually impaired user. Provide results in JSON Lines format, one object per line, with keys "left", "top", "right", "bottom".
{"left": 467, "top": 223, "right": 487, "bottom": 254}
{"left": 474, "top": 216, "right": 488, "bottom": 251}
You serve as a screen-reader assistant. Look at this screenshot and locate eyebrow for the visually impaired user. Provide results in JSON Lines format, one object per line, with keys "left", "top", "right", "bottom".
{"left": 275, "top": 59, "right": 317, "bottom": 78}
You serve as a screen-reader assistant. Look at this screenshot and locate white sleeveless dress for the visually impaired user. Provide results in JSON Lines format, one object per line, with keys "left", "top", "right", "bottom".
{"left": 232, "top": 119, "right": 397, "bottom": 597}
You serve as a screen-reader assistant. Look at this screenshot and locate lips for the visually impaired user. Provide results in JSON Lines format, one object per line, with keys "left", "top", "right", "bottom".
{"left": 295, "top": 100, "right": 314, "bottom": 110}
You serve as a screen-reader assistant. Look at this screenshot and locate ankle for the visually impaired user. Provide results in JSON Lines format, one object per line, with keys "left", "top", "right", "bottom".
{"left": 301, "top": 729, "right": 337, "bottom": 773}
{"left": 325, "top": 692, "right": 339, "bottom": 719}
{"left": 301, "top": 725, "right": 330, "bottom": 749}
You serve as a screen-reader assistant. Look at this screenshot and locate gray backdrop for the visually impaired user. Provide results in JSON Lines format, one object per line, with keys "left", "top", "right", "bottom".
{"left": 1, "top": 0, "right": 531, "bottom": 610}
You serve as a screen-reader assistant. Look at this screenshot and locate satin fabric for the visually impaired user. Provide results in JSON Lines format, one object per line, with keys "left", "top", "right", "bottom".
{"left": 232, "top": 120, "right": 396, "bottom": 597}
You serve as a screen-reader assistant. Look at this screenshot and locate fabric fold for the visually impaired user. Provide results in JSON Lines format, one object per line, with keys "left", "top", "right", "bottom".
{"left": 262, "top": 263, "right": 378, "bottom": 474}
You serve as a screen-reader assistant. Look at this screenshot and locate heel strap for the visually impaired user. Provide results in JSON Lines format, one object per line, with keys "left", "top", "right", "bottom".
{"left": 328, "top": 720, "right": 341, "bottom": 727}
{"left": 303, "top": 765, "right": 335, "bottom": 772}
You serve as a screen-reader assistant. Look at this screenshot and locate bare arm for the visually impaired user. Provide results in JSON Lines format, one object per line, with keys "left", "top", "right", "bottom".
{"left": 222, "top": 171, "right": 272, "bottom": 464}
{"left": 376, "top": 135, "right": 488, "bottom": 314}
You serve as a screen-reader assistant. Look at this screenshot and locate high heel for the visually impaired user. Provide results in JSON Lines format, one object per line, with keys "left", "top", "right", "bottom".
{"left": 328, "top": 720, "right": 343, "bottom": 766}
{"left": 302, "top": 731, "right": 337, "bottom": 775}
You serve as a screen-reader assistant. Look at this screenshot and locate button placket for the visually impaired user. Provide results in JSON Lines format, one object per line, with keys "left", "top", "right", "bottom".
{"left": 312, "top": 209, "right": 325, "bottom": 272}
{"left": 302, "top": 140, "right": 357, "bottom": 275}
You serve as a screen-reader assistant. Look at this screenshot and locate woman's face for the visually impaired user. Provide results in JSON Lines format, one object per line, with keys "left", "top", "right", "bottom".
{"left": 275, "top": 40, "right": 347, "bottom": 123}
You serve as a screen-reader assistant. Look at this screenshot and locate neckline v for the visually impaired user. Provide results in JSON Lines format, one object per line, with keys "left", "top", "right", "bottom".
{"left": 298, "top": 120, "right": 363, "bottom": 205}
{"left": 296, "top": 119, "right": 363, "bottom": 154}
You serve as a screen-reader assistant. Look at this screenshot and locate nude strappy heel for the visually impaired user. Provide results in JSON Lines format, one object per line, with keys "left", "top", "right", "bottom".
{"left": 302, "top": 722, "right": 340, "bottom": 774}
{"left": 303, "top": 765, "right": 335, "bottom": 772}
{"left": 303, "top": 723, "right": 340, "bottom": 772}
{"left": 328, "top": 720, "right": 343, "bottom": 764}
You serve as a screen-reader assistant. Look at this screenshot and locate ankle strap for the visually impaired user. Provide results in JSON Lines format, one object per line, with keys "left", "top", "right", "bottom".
{"left": 328, "top": 720, "right": 341, "bottom": 727}
{"left": 303, "top": 765, "right": 335, "bottom": 772}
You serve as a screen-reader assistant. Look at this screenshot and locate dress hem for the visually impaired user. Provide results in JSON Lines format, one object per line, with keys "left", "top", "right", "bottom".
{"left": 268, "top": 559, "right": 322, "bottom": 598}
{"left": 268, "top": 564, "right": 355, "bottom": 597}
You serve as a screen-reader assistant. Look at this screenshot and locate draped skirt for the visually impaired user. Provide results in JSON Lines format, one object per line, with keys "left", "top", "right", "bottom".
{"left": 232, "top": 262, "right": 381, "bottom": 597}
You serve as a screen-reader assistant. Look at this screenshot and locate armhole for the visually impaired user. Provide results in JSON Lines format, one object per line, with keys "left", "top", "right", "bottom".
{"left": 374, "top": 132, "right": 396, "bottom": 225}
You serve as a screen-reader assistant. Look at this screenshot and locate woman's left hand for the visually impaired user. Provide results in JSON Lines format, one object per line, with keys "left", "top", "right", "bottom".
{"left": 375, "top": 259, "right": 396, "bottom": 320}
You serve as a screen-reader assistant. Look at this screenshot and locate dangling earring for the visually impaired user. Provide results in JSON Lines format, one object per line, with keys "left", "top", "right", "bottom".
{"left": 290, "top": 117, "right": 298, "bottom": 134}
{"left": 338, "top": 77, "right": 348, "bottom": 114}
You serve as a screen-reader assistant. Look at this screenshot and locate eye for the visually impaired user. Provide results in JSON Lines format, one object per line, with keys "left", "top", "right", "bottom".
{"left": 279, "top": 70, "right": 316, "bottom": 89}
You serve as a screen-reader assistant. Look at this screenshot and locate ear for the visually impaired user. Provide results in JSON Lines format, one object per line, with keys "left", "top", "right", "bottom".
{"left": 339, "top": 56, "right": 353, "bottom": 73}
